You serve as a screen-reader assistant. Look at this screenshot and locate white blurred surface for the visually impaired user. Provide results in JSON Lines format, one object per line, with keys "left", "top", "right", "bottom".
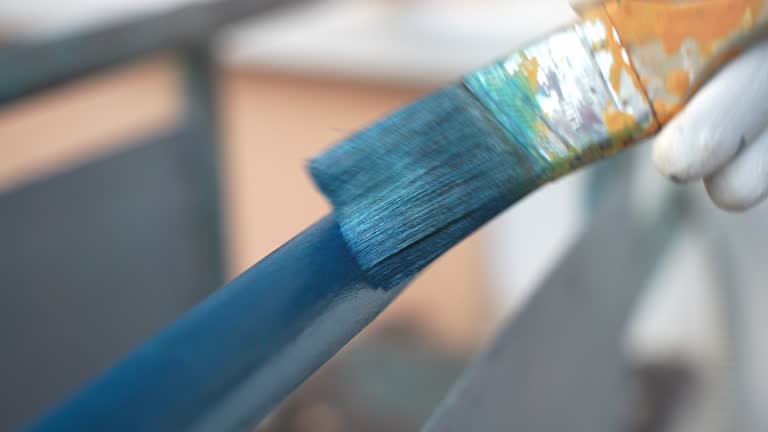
{"left": 485, "top": 171, "right": 589, "bottom": 316}
{"left": 223, "top": 0, "right": 576, "bottom": 84}
{"left": 0, "top": 0, "right": 207, "bottom": 38}
{"left": 627, "top": 226, "right": 730, "bottom": 432}
{"left": 0, "top": 0, "right": 577, "bottom": 84}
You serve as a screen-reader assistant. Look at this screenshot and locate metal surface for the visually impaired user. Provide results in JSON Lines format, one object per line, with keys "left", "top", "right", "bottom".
{"left": 424, "top": 164, "right": 683, "bottom": 432}
{"left": 28, "top": 217, "right": 402, "bottom": 431}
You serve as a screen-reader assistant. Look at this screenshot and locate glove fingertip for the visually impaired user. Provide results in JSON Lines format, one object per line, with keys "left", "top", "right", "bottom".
{"left": 652, "top": 123, "right": 706, "bottom": 182}
{"left": 704, "top": 136, "right": 768, "bottom": 212}
{"left": 704, "top": 179, "right": 764, "bottom": 212}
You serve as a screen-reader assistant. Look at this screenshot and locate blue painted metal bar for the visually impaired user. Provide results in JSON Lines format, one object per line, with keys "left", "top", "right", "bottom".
{"left": 27, "top": 216, "right": 401, "bottom": 431}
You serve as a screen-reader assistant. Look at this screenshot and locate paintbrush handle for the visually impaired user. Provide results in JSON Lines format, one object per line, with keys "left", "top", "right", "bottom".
{"left": 597, "top": 0, "right": 768, "bottom": 123}
{"left": 28, "top": 216, "right": 398, "bottom": 431}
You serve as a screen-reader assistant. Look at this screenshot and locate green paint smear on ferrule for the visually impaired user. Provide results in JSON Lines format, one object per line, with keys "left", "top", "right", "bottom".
{"left": 465, "top": 59, "right": 555, "bottom": 178}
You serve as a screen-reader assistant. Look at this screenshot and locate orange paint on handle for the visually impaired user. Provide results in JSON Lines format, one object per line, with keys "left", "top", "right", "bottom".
{"left": 587, "top": 8, "right": 650, "bottom": 100}
{"left": 604, "top": 109, "right": 638, "bottom": 135}
{"left": 604, "top": 0, "right": 764, "bottom": 55}
{"left": 652, "top": 99, "right": 682, "bottom": 123}
{"left": 520, "top": 56, "right": 540, "bottom": 91}
{"left": 594, "top": 0, "right": 766, "bottom": 125}
{"left": 606, "top": 22, "right": 631, "bottom": 93}
{"left": 666, "top": 70, "right": 690, "bottom": 98}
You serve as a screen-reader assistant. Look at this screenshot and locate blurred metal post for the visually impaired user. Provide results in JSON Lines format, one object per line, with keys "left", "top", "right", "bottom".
{"left": 178, "top": 44, "right": 227, "bottom": 299}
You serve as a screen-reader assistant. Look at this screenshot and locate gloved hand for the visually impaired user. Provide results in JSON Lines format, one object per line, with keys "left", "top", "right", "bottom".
{"left": 653, "top": 41, "right": 768, "bottom": 212}
{"left": 570, "top": 0, "right": 768, "bottom": 212}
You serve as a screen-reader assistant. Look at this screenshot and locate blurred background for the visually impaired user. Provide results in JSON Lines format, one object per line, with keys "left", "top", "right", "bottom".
{"left": 1, "top": 0, "right": 766, "bottom": 431}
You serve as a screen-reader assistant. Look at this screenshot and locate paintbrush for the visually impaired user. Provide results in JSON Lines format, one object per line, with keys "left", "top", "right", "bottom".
{"left": 312, "top": 0, "right": 768, "bottom": 289}
{"left": 30, "top": 1, "right": 768, "bottom": 430}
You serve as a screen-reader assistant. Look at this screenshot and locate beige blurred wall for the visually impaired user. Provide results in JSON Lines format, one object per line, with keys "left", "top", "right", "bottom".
{"left": 0, "top": 59, "right": 493, "bottom": 352}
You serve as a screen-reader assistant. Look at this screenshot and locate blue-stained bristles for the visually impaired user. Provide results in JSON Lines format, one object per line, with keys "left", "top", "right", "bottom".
{"left": 310, "top": 85, "right": 547, "bottom": 289}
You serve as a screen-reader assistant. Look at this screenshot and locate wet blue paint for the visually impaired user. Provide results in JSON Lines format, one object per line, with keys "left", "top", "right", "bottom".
{"left": 311, "top": 84, "right": 546, "bottom": 289}
{"left": 465, "top": 61, "right": 550, "bottom": 165}
{"left": 27, "top": 216, "right": 398, "bottom": 431}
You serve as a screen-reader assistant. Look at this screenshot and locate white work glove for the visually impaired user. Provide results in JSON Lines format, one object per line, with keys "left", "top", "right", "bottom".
{"left": 570, "top": 0, "right": 768, "bottom": 212}
{"left": 653, "top": 41, "right": 768, "bottom": 212}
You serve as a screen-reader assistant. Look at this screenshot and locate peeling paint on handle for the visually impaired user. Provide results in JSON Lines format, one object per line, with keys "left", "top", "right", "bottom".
{"left": 602, "top": 0, "right": 768, "bottom": 123}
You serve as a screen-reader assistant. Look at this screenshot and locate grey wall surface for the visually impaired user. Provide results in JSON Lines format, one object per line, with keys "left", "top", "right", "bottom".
{"left": 0, "top": 136, "right": 222, "bottom": 429}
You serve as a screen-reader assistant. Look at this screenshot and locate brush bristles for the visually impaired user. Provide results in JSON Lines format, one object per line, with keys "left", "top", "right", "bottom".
{"left": 310, "top": 85, "right": 545, "bottom": 289}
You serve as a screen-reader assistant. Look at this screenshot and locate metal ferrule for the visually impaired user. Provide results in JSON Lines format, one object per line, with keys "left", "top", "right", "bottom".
{"left": 465, "top": 14, "right": 659, "bottom": 181}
